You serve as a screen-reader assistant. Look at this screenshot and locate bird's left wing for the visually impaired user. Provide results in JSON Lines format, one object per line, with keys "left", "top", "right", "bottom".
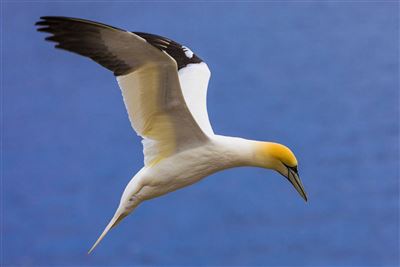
{"left": 36, "top": 16, "right": 208, "bottom": 165}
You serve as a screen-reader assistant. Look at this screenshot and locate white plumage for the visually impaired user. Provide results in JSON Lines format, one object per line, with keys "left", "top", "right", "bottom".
{"left": 178, "top": 62, "right": 214, "bottom": 135}
{"left": 36, "top": 16, "right": 308, "bottom": 254}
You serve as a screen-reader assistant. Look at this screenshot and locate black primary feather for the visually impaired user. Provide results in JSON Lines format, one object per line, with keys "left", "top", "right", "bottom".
{"left": 36, "top": 16, "right": 133, "bottom": 75}
{"left": 133, "top": 32, "right": 202, "bottom": 69}
{"left": 35, "top": 16, "right": 203, "bottom": 75}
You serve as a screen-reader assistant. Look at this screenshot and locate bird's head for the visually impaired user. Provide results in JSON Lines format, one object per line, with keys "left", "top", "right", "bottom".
{"left": 254, "top": 142, "right": 308, "bottom": 202}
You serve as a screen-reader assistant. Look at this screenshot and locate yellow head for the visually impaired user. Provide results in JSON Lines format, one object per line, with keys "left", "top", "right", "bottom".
{"left": 255, "top": 142, "right": 307, "bottom": 201}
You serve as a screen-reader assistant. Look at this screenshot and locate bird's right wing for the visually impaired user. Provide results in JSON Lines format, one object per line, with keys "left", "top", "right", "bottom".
{"left": 36, "top": 16, "right": 208, "bottom": 165}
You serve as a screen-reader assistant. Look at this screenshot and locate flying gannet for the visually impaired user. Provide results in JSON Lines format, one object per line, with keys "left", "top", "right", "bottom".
{"left": 36, "top": 16, "right": 308, "bottom": 253}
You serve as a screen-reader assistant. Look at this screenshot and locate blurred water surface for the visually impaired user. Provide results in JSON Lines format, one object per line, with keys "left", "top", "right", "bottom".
{"left": 3, "top": 2, "right": 399, "bottom": 266}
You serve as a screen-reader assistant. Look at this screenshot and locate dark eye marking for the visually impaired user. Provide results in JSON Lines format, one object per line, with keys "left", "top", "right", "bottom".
{"left": 282, "top": 163, "right": 298, "bottom": 175}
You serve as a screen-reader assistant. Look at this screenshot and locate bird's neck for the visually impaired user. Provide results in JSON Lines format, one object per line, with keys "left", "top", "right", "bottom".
{"left": 213, "top": 135, "right": 275, "bottom": 169}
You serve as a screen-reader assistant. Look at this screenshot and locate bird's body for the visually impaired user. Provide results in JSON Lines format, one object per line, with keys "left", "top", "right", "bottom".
{"left": 36, "top": 16, "right": 308, "bottom": 253}
{"left": 123, "top": 136, "right": 255, "bottom": 204}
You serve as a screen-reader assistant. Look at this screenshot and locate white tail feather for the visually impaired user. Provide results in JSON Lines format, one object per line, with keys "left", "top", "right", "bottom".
{"left": 88, "top": 213, "right": 126, "bottom": 254}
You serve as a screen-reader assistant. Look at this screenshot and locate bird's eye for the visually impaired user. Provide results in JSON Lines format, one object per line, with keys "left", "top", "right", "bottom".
{"left": 290, "top": 165, "right": 298, "bottom": 174}
{"left": 282, "top": 163, "right": 298, "bottom": 174}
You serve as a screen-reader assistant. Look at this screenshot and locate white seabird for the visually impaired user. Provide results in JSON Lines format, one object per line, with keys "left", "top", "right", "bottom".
{"left": 36, "top": 16, "right": 308, "bottom": 253}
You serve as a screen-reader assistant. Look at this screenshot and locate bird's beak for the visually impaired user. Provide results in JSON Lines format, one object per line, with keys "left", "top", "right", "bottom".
{"left": 285, "top": 168, "right": 308, "bottom": 202}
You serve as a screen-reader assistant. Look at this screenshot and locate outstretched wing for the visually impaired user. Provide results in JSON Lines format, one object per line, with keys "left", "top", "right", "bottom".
{"left": 36, "top": 16, "right": 208, "bottom": 165}
{"left": 131, "top": 32, "right": 214, "bottom": 135}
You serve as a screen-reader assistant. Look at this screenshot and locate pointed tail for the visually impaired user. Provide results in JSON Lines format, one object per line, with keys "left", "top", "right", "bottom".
{"left": 88, "top": 212, "right": 127, "bottom": 254}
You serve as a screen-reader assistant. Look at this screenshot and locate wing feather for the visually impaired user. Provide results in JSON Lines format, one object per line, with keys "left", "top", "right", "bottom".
{"left": 36, "top": 16, "right": 208, "bottom": 165}
{"left": 178, "top": 62, "right": 214, "bottom": 135}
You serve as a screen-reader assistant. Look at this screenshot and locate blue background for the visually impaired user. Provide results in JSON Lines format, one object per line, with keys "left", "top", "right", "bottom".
{"left": 2, "top": 2, "right": 399, "bottom": 266}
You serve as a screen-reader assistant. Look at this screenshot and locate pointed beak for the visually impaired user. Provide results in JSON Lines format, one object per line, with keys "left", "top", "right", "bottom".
{"left": 285, "top": 168, "right": 308, "bottom": 202}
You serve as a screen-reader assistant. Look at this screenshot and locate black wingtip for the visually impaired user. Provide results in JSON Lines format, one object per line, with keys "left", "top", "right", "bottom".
{"left": 35, "top": 16, "right": 74, "bottom": 36}
{"left": 35, "top": 17, "right": 51, "bottom": 31}
{"left": 35, "top": 16, "right": 72, "bottom": 27}
{"left": 35, "top": 16, "right": 54, "bottom": 25}
{"left": 38, "top": 16, "right": 68, "bottom": 21}
{"left": 35, "top": 23, "right": 46, "bottom": 32}
{"left": 40, "top": 16, "right": 53, "bottom": 19}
